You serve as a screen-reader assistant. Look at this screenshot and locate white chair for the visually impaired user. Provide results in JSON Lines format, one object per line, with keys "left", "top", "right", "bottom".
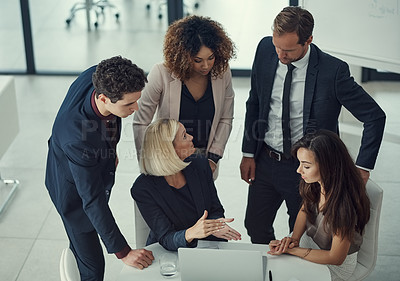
{"left": 134, "top": 201, "right": 150, "bottom": 248}
{"left": 60, "top": 247, "right": 80, "bottom": 281}
{"left": 348, "top": 179, "right": 383, "bottom": 281}
{"left": 0, "top": 76, "right": 20, "bottom": 215}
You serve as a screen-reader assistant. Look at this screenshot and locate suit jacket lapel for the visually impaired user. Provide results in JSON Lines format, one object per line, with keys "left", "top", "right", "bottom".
{"left": 169, "top": 75, "right": 182, "bottom": 120}
{"left": 256, "top": 52, "right": 278, "bottom": 157}
{"left": 83, "top": 91, "right": 107, "bottom": 145}
{"left": 183, "top": 163, "right": 205, "bottom": 218}
{"left": 262, "top": 55, "right": 279, "bottom": 119}
{"left": 97, "top": 115, "right": 121, "bottom": 150}
{"left": 83, "top": 91, "right": 121, "bottom": 149}
{"left": 303, "top": 44, "right": 319, "bottom": 133}
{"left": 152, "top": 176, "right": 188, "bottom": 227}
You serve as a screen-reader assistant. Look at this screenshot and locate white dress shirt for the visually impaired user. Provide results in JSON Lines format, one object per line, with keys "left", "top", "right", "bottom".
{"left": 265, "top": 46, "right": 310, "bottom": 153}
{"left": 243, "top": 46, "right": 371, "bottom": 172}
{"left": 243, "top": 46, "right": 310, "bottom": 158}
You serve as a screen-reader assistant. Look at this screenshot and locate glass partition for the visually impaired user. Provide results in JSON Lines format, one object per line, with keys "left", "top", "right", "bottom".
{"left": 1, "top": 0, "right": 287, "bottom": 75}
{"left": 0, "top": 0, "right": 26, "bottom": 72}
{"left": 29, "top": 0, "right": 166, "bottom": 73}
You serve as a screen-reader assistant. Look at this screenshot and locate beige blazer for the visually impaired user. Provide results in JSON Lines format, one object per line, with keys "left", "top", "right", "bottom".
{"left": 133, "top": 63, "right": 234, "bottom": 159}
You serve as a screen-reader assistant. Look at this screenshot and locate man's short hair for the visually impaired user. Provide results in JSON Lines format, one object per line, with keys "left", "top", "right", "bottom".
{"left": 92, "top": 56, "right": 147, "bottom": 103}
{"left": 273, "top": 6, "right": 314, "bottom": 45}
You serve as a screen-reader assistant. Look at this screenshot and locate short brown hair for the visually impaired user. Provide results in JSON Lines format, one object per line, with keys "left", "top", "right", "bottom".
{"left": 273, "top": 6, "right": 314, "bottom": 45}
{"left": 163, "top": 15, "right": 236, "bottom": 80}
{"left": 92, "top": 56, "right": 147, "bottom": 103}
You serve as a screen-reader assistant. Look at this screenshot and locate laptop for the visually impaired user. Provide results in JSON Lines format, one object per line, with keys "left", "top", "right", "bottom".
{"left": 178, "top": 246, "right": 267, "bottom": 281}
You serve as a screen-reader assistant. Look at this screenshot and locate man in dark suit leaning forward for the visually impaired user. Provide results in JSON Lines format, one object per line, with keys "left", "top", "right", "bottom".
{"left": 45, "top": 56, "right": 154, "bottom": 280}
{"left": 240, "top": 6, "right": 386, "bottom": 245}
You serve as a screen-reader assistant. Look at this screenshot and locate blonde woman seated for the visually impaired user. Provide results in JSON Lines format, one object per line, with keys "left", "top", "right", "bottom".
{"left": 131, "top": 119, "right": 241, "bottom": 251}
{"left": 268, "top": 130, "right": 370, "bottom": 281}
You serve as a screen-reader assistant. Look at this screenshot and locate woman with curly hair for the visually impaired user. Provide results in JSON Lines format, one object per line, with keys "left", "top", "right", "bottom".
{"left": 133, "top": 15, "right": 236, "bottom": 178}
{"left": 268, "top": 129, "right": 370, "bottom": 281}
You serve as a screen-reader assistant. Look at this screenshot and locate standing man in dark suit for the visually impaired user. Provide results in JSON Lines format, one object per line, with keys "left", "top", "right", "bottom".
{"left": 240, "top": 6, "right": 386, "bottom": 245}
{"left": 45, "top": 56, "right": 154, "bottom": 281}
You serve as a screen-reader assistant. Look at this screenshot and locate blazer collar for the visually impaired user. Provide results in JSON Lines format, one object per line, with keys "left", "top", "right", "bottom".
{"left": 263, "top": 54, "right": 279, "bottom": 114}
{"left": 151, "top": 162, "right": 206, "bottom": 227}
{"left": 82, "top": 89, "right": 121, "bottom": 148}
{"left": 303, "top": 44, "right": 319, "bottom": 132}
{"left": 182, "top": 162, "right": 206, "bottom": 217}
{"left": 169, "top": 78, "right": 182, "bottom": 120}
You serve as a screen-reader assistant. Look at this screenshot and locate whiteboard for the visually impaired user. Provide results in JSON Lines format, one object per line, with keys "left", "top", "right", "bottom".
{"left": 302, "top": 0, "right": 400, "bottom": 73}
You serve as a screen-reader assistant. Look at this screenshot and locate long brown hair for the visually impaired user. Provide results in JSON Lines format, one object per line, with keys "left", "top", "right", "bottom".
{"left": 292, "top": 130, "right": 370, "bottom": 241}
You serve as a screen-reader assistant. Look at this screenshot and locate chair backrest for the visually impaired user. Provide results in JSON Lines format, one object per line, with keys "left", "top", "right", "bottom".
{"left": 348, "top": 179, "right": 383, "bottom": 281}
{"left": 60, "top": 247, "right": 80, "bottom": 281}
{"left": 134, "top": 201, "right": 150, "bottom": 248}
{"left": 0, "top": 76, "right": 19, "bottom": 159}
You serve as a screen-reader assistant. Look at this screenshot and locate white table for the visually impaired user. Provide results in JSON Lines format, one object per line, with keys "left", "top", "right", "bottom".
{"left": 116, "top": 241, "right": 331, "bottom": 281}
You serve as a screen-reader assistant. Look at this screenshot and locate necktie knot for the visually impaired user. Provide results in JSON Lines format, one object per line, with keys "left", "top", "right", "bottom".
{"left": 287, "top": 63, "right": 295, "bottom": 72}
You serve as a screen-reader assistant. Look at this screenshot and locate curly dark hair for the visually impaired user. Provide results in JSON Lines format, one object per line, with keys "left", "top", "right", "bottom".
{"left": 163, "top": 15, "right": 236, "bottom": 80}
{"left": 92, "top": 56, "right": 147, "bottom": 103}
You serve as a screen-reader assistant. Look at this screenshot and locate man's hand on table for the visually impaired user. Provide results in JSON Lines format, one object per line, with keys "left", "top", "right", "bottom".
{"left": 122, "top": 249, "right": 154, "bottom": 270}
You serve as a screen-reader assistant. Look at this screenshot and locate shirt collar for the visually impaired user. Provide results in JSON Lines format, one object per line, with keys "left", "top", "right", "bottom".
{"left": 291, "top": 44, "right": 311, "bottom": 70}
{"left": 91, "top": 90, "right": 116, "bottom": 121}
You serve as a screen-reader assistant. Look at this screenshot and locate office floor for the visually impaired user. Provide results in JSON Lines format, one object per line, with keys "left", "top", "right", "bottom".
{"left": 1, "top": 1, "right": 400, "bottom": 281}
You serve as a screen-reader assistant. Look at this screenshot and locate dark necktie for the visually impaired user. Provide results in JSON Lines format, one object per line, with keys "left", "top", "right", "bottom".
{"left": 282, "top": 63, "right": 295, "bottom": 159}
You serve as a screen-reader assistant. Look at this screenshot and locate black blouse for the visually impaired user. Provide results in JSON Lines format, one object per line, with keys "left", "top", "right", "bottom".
{"left": 179, "top": 79, "right": 215, "bottom": 150}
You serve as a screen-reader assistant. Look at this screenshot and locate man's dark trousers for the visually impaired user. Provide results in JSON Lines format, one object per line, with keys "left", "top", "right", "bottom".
{"left": 244, "top": 149, "right": 302, "bottom": 244}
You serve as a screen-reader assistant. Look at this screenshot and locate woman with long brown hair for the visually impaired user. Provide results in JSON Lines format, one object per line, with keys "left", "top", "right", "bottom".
{"left": 268, "top": 129, "right": 370, "bottom": 281}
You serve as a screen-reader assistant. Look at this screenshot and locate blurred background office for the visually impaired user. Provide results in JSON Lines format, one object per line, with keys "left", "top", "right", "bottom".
{"left": 0, "top": 0, "right": 399, "bottom": 280}
{"left": 2, "top": 0, "right": 281, "bottom": 74}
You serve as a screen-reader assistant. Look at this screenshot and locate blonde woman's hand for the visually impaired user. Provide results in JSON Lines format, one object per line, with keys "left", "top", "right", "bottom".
{"left": 212, "top": 218, "right": 242, "bottom": 241}
{"left": 185, "top": 210, "right": 225, "bottom": 243}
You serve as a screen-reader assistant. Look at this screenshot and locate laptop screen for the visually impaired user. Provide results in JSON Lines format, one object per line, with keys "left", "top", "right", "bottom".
{"left": 178, "top": 247, "right": 267, "bottom": 281}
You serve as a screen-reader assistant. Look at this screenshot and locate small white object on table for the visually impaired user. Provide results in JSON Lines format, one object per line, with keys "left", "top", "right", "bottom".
{"left": 116, "top": 241, "right": 330, "bottom": 281}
